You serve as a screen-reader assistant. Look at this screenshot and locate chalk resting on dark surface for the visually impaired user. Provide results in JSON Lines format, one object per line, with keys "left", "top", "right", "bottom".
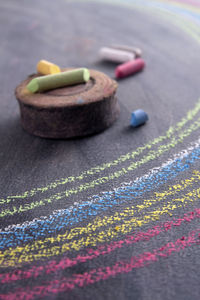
{"left": 15, "top": 69, "right": 120, "bottom": 139}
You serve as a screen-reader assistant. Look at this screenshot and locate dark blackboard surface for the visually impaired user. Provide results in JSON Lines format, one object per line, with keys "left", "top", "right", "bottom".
{"left": 1, "top": 0, "right": 200, "bottom": 299}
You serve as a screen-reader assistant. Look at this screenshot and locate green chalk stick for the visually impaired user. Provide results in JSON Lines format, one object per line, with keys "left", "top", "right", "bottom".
{"left": 27, "top": 68, "right": 90, "bottom": 93}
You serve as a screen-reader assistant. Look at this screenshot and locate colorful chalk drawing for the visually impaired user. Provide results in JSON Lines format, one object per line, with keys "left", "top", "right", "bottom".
{"left": 1, "top": 208, "right": 199, "bottom": 284}
{"left": 2, "top": 99, "right": 200, "bottom": 208}
{"left": 1, "top": 140, "right": 200, "bottom": 251}
{"left": 1, "top": 169, "right": 200, "bottom": 267}
{"left": 1, "top": 104, "right": 200, "bottom": 220}
{"left": 1, "top": 0, "right": 200, "bottom": 299}
{"left": 2, "top": 227, "right": 200, "bottom": 299}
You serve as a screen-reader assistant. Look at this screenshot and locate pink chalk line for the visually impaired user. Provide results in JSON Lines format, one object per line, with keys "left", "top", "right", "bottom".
{"left": 1, "top": 228, "right": 200, "bottom": 300}
{"left": 170, "top": 0, "right": 200, "bottom": 8}
{"left": 0, "top": 209, "right": 200, "bottom": 288}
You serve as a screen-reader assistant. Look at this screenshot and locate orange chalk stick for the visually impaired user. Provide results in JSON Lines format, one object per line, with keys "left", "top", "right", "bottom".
{"left": 37, "top": 60, "right": 61, "bottom": 75}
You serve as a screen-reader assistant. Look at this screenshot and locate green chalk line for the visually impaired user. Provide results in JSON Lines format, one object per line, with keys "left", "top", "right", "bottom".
{"left": 0, "top": 98, "right": 200, "bottom": 206}
{"left": 1, "top": 116, "right": 200, "bottom": 218}
{"left": 70, "top": 0, "right": 200, "bottom": 46}
{"left": 1, "top": 0, "right": 200, "bottom": 208}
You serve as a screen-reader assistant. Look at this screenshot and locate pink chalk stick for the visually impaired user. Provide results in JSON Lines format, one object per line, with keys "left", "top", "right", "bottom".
{"left": 115, "top": 58, "right": 145, "bottom": 79}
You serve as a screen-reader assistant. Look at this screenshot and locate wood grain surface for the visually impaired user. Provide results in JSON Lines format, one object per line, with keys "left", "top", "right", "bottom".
{"left": 15, "top": 69, "right": 119, "bottom": 138}
{"left": 1, "top": 0, "right": 200, "bottom": 299}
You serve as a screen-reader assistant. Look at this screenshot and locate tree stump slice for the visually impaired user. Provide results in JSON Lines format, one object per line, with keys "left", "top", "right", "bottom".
{"left": 15, "top": 68, "right": 120, "bottom": 139}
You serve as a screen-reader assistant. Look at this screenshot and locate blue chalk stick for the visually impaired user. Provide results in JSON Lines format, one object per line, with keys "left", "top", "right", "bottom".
{"left": 77, "top": 99, "right": 85, "bottom": 104}
{"left": 130, "top": 109, "right": 149, "bottom": 127}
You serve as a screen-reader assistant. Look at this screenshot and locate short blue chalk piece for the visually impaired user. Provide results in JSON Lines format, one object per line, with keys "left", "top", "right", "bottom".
{"left": 77, "top": 99, "right": 85, "bottom": 104}
{"left": 130, "top": 109, "right": 149, "bottom": 127}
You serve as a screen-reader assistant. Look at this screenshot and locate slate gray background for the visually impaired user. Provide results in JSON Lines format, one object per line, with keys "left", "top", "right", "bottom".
{"left": 0, "top": 0, "right": 200, "bottom": 299}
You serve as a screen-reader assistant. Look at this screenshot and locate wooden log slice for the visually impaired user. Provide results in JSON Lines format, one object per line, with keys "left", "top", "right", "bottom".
{"left": 15, "top": 68, "right": 120, "bottom": 139}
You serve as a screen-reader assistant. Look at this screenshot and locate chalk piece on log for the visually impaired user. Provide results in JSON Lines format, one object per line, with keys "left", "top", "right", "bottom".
{"left": 27, "top": 68, "right": 90, "bottom": 93}
{"left": 15, "top": 69, "right": 120, "bottom": 139}
{"left": 37, "top": 60, "right": 61, "bottom": 75}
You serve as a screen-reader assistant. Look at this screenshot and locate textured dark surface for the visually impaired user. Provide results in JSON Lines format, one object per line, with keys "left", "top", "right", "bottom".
{"left": 1, "top": 0, "right": 200, "bottom": 299}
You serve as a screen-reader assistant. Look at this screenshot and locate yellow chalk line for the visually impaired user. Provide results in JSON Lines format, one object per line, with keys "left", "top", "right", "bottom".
{"left": 1, "top": 0, "right": 200, "bottom": 270}
{"left": 51, "top": 171, "right": 200, "bottom": 241}
{"left": 76, "top": 0, "right": 200, "bottom": 47}
{"left": 142, "top": 0, "right": 200, "bottom": 43}
{"left": 2, "top": 99, "right": 200, "bottom": 204}
{"left": 106, "top": 0, "right": 200, "bottom": 47}
{"left": 155, "top": 3, "right": 200, "bottom": 44}
{"left": 1, "top": 171, "right": 200, "bottom": 267}
{"left": 1, "top": 117, "right": 200, "bottom": 219}
{"left": 128, "top": 0, "right": 200, "bottom": 47}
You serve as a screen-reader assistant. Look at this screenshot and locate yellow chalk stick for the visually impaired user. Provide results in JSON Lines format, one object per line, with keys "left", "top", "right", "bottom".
{"left": 37, "top": 60, "right": 61, "bottom": 75}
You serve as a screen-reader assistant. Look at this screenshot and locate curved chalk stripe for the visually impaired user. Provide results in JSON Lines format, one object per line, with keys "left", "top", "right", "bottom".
{"left": 1, "top": 117, "right": 200, "bottom": 220}
{"left": 0, "top": 0, "right": 198, "bottom": 262}
{"left": 173, "top": 0, "right": 200, "bottom": 8}
{"left": 0, "top": 0, "right": 199, "bottom": 244}
{"left": 1, "top": 138, "right": 200, "bottom": 251}
{"left": 1, "top": 98, "right": 200, "bottom": 206}
{"left": 1, "top": 208, "right": 199, "bottom": 284}
{"left": 0, "top": 2, "right": 198, "bottom": 224}
{"left": 118, "top": 0, "right": 200, "bottom": 46}
{"left": 1, "top": 0, "right": 200, "bottom": 211}
{"left": 1, "top": 176, "right": 200, "bottom": 267}
{"left": 1, "top": 0, "right": 200, "bottom": 262}
{"left": 1, "top": 229, "right": 200, "bottom": 299}
{"left": 0, "top": 0, "right": 200, "bottom": 296}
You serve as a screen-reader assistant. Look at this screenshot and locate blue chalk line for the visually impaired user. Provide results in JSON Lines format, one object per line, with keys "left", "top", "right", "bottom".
{"left": 0, "top": 144, "right": 200, "bottom": 250}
